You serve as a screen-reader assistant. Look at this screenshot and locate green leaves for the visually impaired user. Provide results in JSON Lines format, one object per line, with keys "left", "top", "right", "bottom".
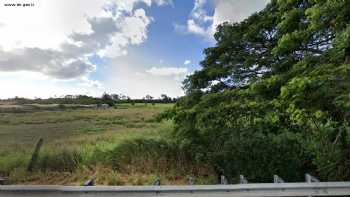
{"left": 167, "top": 0, "right": 350, "bottom": 182}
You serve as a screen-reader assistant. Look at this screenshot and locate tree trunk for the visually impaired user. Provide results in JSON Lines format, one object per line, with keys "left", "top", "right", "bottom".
{"left": 345, "top": 46, "right": 350, "bottom": 64}
{"left": 27, "top": 138, "right": 44, "bottom": 172}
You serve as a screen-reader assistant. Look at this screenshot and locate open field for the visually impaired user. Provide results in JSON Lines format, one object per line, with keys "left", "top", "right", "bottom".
{"left": 0, "top": 103, "right": 215, "bottom": 185}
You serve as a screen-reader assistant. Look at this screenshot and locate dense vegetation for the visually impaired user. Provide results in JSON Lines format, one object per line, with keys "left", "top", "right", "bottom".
{"left": 164, "top": 0, "right": 350, "bottom": 182}
{"left": 3, "top": 93, "right": 177, "bottom": 107}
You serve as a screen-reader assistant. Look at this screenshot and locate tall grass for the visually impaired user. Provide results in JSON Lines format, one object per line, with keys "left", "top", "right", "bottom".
{"left": 0, "top": 154, "right": 29, "bottom": 175}
{"left": 108, "top": 138, "right": 189, "bottom": 173}
{"left": 35, "top": 149, "right": 82, "bottom": 172}
{"left": 4, "top": 136, "right": 216, "bottom": 185}
{"left": 1, "top": 104, "right": 216, "bottom": 185}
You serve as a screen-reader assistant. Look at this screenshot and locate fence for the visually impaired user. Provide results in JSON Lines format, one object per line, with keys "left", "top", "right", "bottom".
{"left": 1, "top": 182, "right": 350, "bottom": 197}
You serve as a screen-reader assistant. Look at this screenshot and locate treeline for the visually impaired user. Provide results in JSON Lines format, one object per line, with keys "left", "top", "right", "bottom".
{"left": 162, "top": 0, "right": 350, "bottom": 183}
{"left": 3, "top": 93, "right": 178, "bottom": 106}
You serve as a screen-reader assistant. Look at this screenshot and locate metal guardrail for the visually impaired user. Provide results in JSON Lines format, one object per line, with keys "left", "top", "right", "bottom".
{"left": 1, "top": 182, "right": 350, "bottom": 197}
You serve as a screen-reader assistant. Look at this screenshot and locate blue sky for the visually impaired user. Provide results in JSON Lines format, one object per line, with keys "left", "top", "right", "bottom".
{"left": 137, "top": 0, "right": 212, "bottom": 68}
{"left": 0, "top": 0, "right": 269, "bottom": 99}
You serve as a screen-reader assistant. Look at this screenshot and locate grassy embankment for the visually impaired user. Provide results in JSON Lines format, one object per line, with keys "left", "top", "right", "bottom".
{"left": 0, "top": 103, "right": 215, "bottom": 185}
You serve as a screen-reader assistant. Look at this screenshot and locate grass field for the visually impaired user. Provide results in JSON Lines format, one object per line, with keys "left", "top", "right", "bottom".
{"left": 0, "top": 103, "right": 215, "bottom": 185}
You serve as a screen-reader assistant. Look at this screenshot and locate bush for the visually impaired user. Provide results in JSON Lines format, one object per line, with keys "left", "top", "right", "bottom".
{"left": 167, "top": 90, "right": 317, "bottom": 183}
{"left": 58, "top": 104, "right": 66, "bottom": 110}
{"left": 0, "top": 154, "right": 29, "bottom": 174}
{"left": 211, "top": 132, "right": 308, "bottom": 183}
{"left": 35, "top": 149, "right": 82, "bottom": 172}
{"left": 108, "top": 138, "right": 193, "bottom": 174}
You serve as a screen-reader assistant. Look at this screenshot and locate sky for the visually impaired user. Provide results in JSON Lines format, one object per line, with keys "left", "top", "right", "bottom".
{"left": 0, "top": 0, "right": 269, "bottom": 99}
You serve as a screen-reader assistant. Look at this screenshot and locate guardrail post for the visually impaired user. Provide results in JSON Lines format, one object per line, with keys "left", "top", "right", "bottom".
{"left": 188, "top": 177, "right": 195, "bottom": 185}
{"left": 240, "top": 175, "right": 248, "bottom": 184}
{"left": 273, "top": 175, "right": 284, "bottom": 183}
{"left": 220, "top": 175, "right": 228, "bottom": 185}
{"left": 153, "top": 177, "right": 161, "bottom": 186}
{"left": 305, "top": 173, "right": 319, "bottom": 183}
{"left": 84, "top": 176, "right": 96, "bottom": 186}
{"left": 305, "top": 173, "right": 319, "bottom": 197}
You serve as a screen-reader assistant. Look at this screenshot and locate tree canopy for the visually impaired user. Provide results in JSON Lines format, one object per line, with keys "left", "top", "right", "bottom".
{"left": 166, "top": 0, "right": 350, "bottom": 182}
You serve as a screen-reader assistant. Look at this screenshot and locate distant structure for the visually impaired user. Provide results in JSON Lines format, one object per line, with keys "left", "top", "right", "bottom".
{"left": 97, "top": 104, "right": 110, "bottom": 109}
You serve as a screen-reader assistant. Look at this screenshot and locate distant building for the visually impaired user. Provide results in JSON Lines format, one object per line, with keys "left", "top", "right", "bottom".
{"left": 64, "top": 95, "right": 77, "bottom": 99}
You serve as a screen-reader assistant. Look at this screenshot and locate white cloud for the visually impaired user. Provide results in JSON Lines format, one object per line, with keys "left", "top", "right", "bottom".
{"left": 0, "top": 47, "right": 97, "bottom": 79}
{"left": 184, "top": 60, "right": 191, "bottom": 65}
{"left": 0, "top": 0, "right": 106, "bottom": 50}
{"left": 187, "top": 19, "right": 211, "bottom": 37}
{"left": 146, "top": 66, "right": 188, "bottom": 77}
{"left": 78, "top": 77, "right": 104, "bottom": 89}
{"left": 0, "top": 0, "right": 168, "bottom": 80}
{"left": 100, "top": 8, "right": 152, "bottom": 57}
{"left": 119, "top": 9, "right": 151, "bottom": 45}
{"left": 177, "top": 0, "right": 269, "bottom": 39}
{"left": 213, "top": 0, "right": 270, "bottom": 27}
{"left": 103, "top": 54, "right": 187, "bottom": 98}
{"left": 0, "top": 0, "right": 177, "bottom": 99}
{"left": 0, "top": 71, "right": 104, "bottom": 99}
{"left": 153, "top": 0, "right": 173, "bottom": 6}
{"left": 174, "top": 0, "right": 213, "bottom": 39}
{"left": 192, "top": 0, "right": 213, "bottom": 22}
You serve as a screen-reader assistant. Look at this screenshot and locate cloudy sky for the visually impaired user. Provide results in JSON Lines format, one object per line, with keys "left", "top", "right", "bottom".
{"left": 0, "top": 0, "right": 269, "bottom": 99}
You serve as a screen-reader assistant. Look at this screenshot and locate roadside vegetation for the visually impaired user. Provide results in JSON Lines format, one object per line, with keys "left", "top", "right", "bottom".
{"left": 2, "top": 0, "right": 350, "bottom": 186}
{"left": 161, "top": 0, "right": 350, "bottom": 183}
{"left": 0, "top": 104, "right": 215, "bottom": 185}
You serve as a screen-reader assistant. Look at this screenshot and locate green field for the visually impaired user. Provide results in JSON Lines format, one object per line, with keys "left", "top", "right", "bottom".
{"left": 0, "top": 103, "right": 214, "bottom": 185}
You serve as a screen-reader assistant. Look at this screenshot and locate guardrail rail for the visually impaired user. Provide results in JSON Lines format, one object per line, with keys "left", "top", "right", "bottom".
{"left": 1, "top": 182, "right": 350, "bottom": 197}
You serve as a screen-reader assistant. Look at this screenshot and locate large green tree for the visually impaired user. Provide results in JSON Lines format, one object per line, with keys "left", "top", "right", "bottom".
{"left": 167, "top": 0, "right": 350, "bottom": 182}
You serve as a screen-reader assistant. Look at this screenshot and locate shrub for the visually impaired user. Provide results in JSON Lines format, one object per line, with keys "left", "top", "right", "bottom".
{"left": 108, "top": 138, "right": 193, "bottom": 174}
{"left": 35, "top": 149, "right": 82, "bottom": 172}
